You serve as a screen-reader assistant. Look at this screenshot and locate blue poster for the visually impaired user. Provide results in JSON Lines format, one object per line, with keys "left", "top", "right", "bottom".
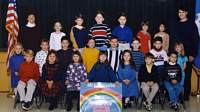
{"left": 80, "top": 82, "right": 122, "bottom": 112}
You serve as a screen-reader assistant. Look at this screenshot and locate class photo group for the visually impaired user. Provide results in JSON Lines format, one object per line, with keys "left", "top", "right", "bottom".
{"left": 1, "top": 0, "right": 200, "bottom": 112}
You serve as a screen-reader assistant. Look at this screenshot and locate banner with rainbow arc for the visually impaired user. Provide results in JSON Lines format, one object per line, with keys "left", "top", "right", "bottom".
{"left": 80, "top": 82, "right": 122, "bottom": 112}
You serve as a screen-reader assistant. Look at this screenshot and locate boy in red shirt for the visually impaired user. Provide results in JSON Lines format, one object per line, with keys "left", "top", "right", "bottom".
{"left": 17, "top": 49, "right": 39, "bottom": 110}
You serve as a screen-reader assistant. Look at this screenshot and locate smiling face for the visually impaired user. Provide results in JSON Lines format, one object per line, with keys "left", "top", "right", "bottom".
{"left": 145, "top": 57, "right": 154, "bottom": 65}
{"left": 15, "top": 45, "right": 23, "bottom": 54}
{"left": 159, "top": 24, "right": 165, "bottom": 32}
{"left": 72, "top": 54, "right": 80, "bottom": 63}
{"left": 95, "top": 13, "right": 104, "bottom": 24}
{"left": 132, "top": 40, "right": 140, "bottom": 50}
{"left": 142, "top": 24, "right": 149, "bottom": 31}
{"left": 178, "top": 9, "right": 188, "bottom": 20}
{"left": 87, "top": 39, "right": 95, "bottom": 48}
{"left": 99, "top": 54, "right": 107, "bottom": 63}
{"left": 169, "top": 54, "right": 177, "bottom": 63}
{"left": 123, "top": 52, "right": 131, "bottom": 63}
{"left": 41, "top": 42, "right": 49, "bottom": 51}
{"left": 48, "top": 53, "right": 56, "bottom": 64}
{"left": 75, "top": 18, "right": 84, "bottom": 26}
{"left": 61, "top": 40, "right": 69, "bottom": 50}
{"left": 110, "top": 39, "right": 118, "bottom": 48}
{"left": 154, "top": 41, "right": 162, "bottom": 50}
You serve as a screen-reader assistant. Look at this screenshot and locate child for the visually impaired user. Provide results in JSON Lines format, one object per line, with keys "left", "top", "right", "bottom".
{"left": 40, "top": 50, "right": 62, "bottom": 110}
{"left": 9, "top": 43, "right": 24, "bottom": 96}
{"left": 138, "top": 53, "right": 159, "bottom": 111}
{"left": 131, "top": 38, "right": 145, "bottom": 73}
{"left": 65, "top": 51, "right": 87, "bottom": 111}
{"left": 57, "top": 36, "right": 73, "bottom": 94}
{"left": 49, "top": 21, "right": 66, "bottom": 51}
{"left": 164, "top": 51, "right": 182, "bottom": 111}
{"left": 19, "top": 13, "right": 41, "bottom": 53}
{"left": 150, "top": 36, "right": 168, "bottom": 87}
{"left": 112, "top": 13, "right": 133, "bottom": 51}
{"left": 17, "top": 50, "right": 40, "bottom": 110}
{"left": 35, "top": 39, "right": 49, "bottom": 76}
{"left": 117, "top": 50, "right": 139, "bottom": 108}
{"left": 82, "top": 38, "right": 99, "bottom": 73}
{"left": 87, "top": 51, "right": 117, "bottom": 82}
{"left": 70, "top": 14, "right": 88, "bottom": 49}
{"left": 88, "top": 11, "right": 111, "bottom": 51}
{"left": 154, "top": 23, "right": 169, "bottom": 52}
{"left": 174, "top": 42, "right": 188, "bottom": 86}
{"left": 107, "top": 36, "right": 122, "bottom": 73}
{"left": 137, "top": 21, "right": 151, "bottom": 54}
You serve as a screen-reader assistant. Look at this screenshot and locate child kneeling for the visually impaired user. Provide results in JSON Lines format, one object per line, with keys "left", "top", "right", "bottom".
{"left": 17, "top": 50, "right": 40, "bottom": 110}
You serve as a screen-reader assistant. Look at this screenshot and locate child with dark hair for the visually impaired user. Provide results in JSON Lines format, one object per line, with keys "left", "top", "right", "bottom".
{"left": 117, "top": 50, "right": 139, "bottom": 108}
{"left": 65, "top": 51, "right": 87, "bottom": 111}
{"left": 137, "top": 21, "right": 151, "bottom": 54}
{"left": 112, "top": 12, "right": 133, "bottom": 51}
{"left": 87, "top": 51, "right": 117, "bottom": 82}
{"left": 82, "top": 38, "right": 99, "bottom": 73}
{"left": 150, "top": 36, "right": 168, "bottom": 87}
{"left": 164, "top": 51, "right": 182, "bottom": 111}
{"left": 107, "top": 36, "right": 122, "bottom": 73}
{"left": 88, "top": 11, "right": 111, "bottom": 51}
{"left": 138, "top": 52, "right": 159, "bottom": 111}
{"left": 70, "top": 14, "right": 88, "bottom": 49}
{"left": 40, "top": 50, "right": 62, "bottom": 110}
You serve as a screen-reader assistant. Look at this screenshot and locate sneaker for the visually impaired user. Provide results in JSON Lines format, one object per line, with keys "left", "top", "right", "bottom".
{"left": 146, "top": 105, "right": 152, "bottom": 111}
{"left": 22, "top": 102, "right": 31, "bottom": 110}
{"left": 143, "top": 101, "right": 148, "bottom": 107}
{"left": 66, "top": 107, "right": 72, "bottom": 112}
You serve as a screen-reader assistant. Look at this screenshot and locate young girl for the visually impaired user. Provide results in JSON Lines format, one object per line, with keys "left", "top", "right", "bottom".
{"left": 9, "top": 43, "right": 24, "bottom": 96}
{"left": 49, "top": 21, "right": 66, "bottom": 51}
{"left": 82, "top": 38, "right": 99, "bottom": 73}
{"left": 174, "top": 42, "right": 188, "bottom": 86}
{"left": 88, "top": 11, "right": 111, "bottom": 51}
{"left": 70, "top": 14, "right": 88, "bottom": 49}
{"left": 65, "top": 51, "right": 87, "bottom": 111}
{"left": 154, "top": 23, "right": 169, "bottom": 52}
{"left": 117, "top": 50, "right": 139, "bottom": 108}
{"left": 40, "top": 50, "right": 62, "bottom": 110}
{"left": 87, "top": 51, "right": 117, "bottom": 82}
{"left": 137, "top": 21, "right": 151, "bottom": 54}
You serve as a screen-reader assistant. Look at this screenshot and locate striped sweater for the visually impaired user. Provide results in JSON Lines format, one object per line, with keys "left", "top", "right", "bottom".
{"left": 88, "top": 24, "right": 111, "bottom": 47}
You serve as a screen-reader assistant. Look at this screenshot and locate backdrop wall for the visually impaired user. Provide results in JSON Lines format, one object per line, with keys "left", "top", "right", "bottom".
{"left": 0, "top": 0, "right": 195, "bottom": 49}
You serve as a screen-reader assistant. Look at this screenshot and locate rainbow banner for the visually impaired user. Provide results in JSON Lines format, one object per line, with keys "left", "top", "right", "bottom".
{"left": 80, "top": 82, "right": 122, "bottom": 112}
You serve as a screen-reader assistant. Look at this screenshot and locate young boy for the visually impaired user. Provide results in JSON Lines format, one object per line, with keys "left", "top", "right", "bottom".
{"left": 88, "top": 11, "right": 111, "bottom": 51}
{"left": 106, "top": 36, "right": 122, "bottom": 74}
{"left": 131, "top": 38, "right": 145, "bottom": 73}
{"left": 35, "top": 39, "right": 49, "bottom": 76}
{"left": 150, "top": 36, "right": 168, "bottom": 87}
{"left": 138, "top": 52, "right": 159, "bottom": 111}
{"left": 17, "top": 50, "right": 40, "bottom": 110}
{"left": 57, "top": 36, "right": 73, "bottom": 94}
{"left": 164, "top": 51, "right": 182, "bottom": 111}
{"left": 112, "top": 13, "right": 133, "bottom": 51}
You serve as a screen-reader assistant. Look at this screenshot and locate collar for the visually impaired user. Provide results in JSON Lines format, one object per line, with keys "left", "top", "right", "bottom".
{"left": 169, "top": 62, "right": 176, "bottom": 65}
{"left": 26, "top": 22, "right": 36, "bottom": 27}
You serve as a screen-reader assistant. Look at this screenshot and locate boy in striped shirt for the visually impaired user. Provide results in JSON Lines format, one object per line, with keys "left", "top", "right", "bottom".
{"left": 89, "top": 11, "right": 111, "bottom": 51}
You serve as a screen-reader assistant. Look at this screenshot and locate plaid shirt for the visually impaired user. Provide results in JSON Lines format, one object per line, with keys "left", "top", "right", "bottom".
{"left": 66, "top": 63, "right": 87, "bottom": 91}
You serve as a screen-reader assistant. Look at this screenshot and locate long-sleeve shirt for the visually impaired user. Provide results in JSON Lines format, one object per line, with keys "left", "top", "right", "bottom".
{"left": 112, "top": 25, "right": 133, "bottom": 44}
{"left": 132, "top": 50, "right": 145, "bottom": 72}
{"left": 19, "top": 61, "right": 40, "bottom": 83}
{"left": 66, "top": 63, "right": 87, "bottom": 91}
{"left": 49, "top": 32, "right": 66, "bottom": 51}
{"left": 88, "top": 62, "right": 117, "bottom": 82}
{"left": 88, "top": 24, "right": 111, "bottom": 47}
{"left": 150, "top": 49, "right": 168, "bottom": 66}
{"left": 138, "top": 65, "right": 158, "bottom": 83}
{"left": 117, "top": 64, "right": 139, "bottom": 97}
{"left": 174, "top": 20, "right": 199, "bottom": 57}
{"left": 70, "top": 27, "right": 88, "bottom": 49}
{"left": 82, "top": 47, "right": 99, "bottom": 73}
{"left": 164, "top": 63, "right": 182, "bottom": 83}
{"left": 35, "top": 50, "right": 48, "bottom": 75}
{"left": 9, "top": 54, "right": 24, "bottom": 74}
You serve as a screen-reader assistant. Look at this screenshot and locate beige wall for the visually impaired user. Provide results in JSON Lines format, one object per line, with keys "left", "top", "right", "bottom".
{"left": 0, "top": 52, "right": 10, "bottom": 92}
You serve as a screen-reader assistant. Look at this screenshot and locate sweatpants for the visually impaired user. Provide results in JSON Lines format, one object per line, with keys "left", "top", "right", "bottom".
{"left": 141, "top": 82, "right": 159, "bottom": 105}
{"left": 17, "top": 79, "right": 36, "bottom": 102}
